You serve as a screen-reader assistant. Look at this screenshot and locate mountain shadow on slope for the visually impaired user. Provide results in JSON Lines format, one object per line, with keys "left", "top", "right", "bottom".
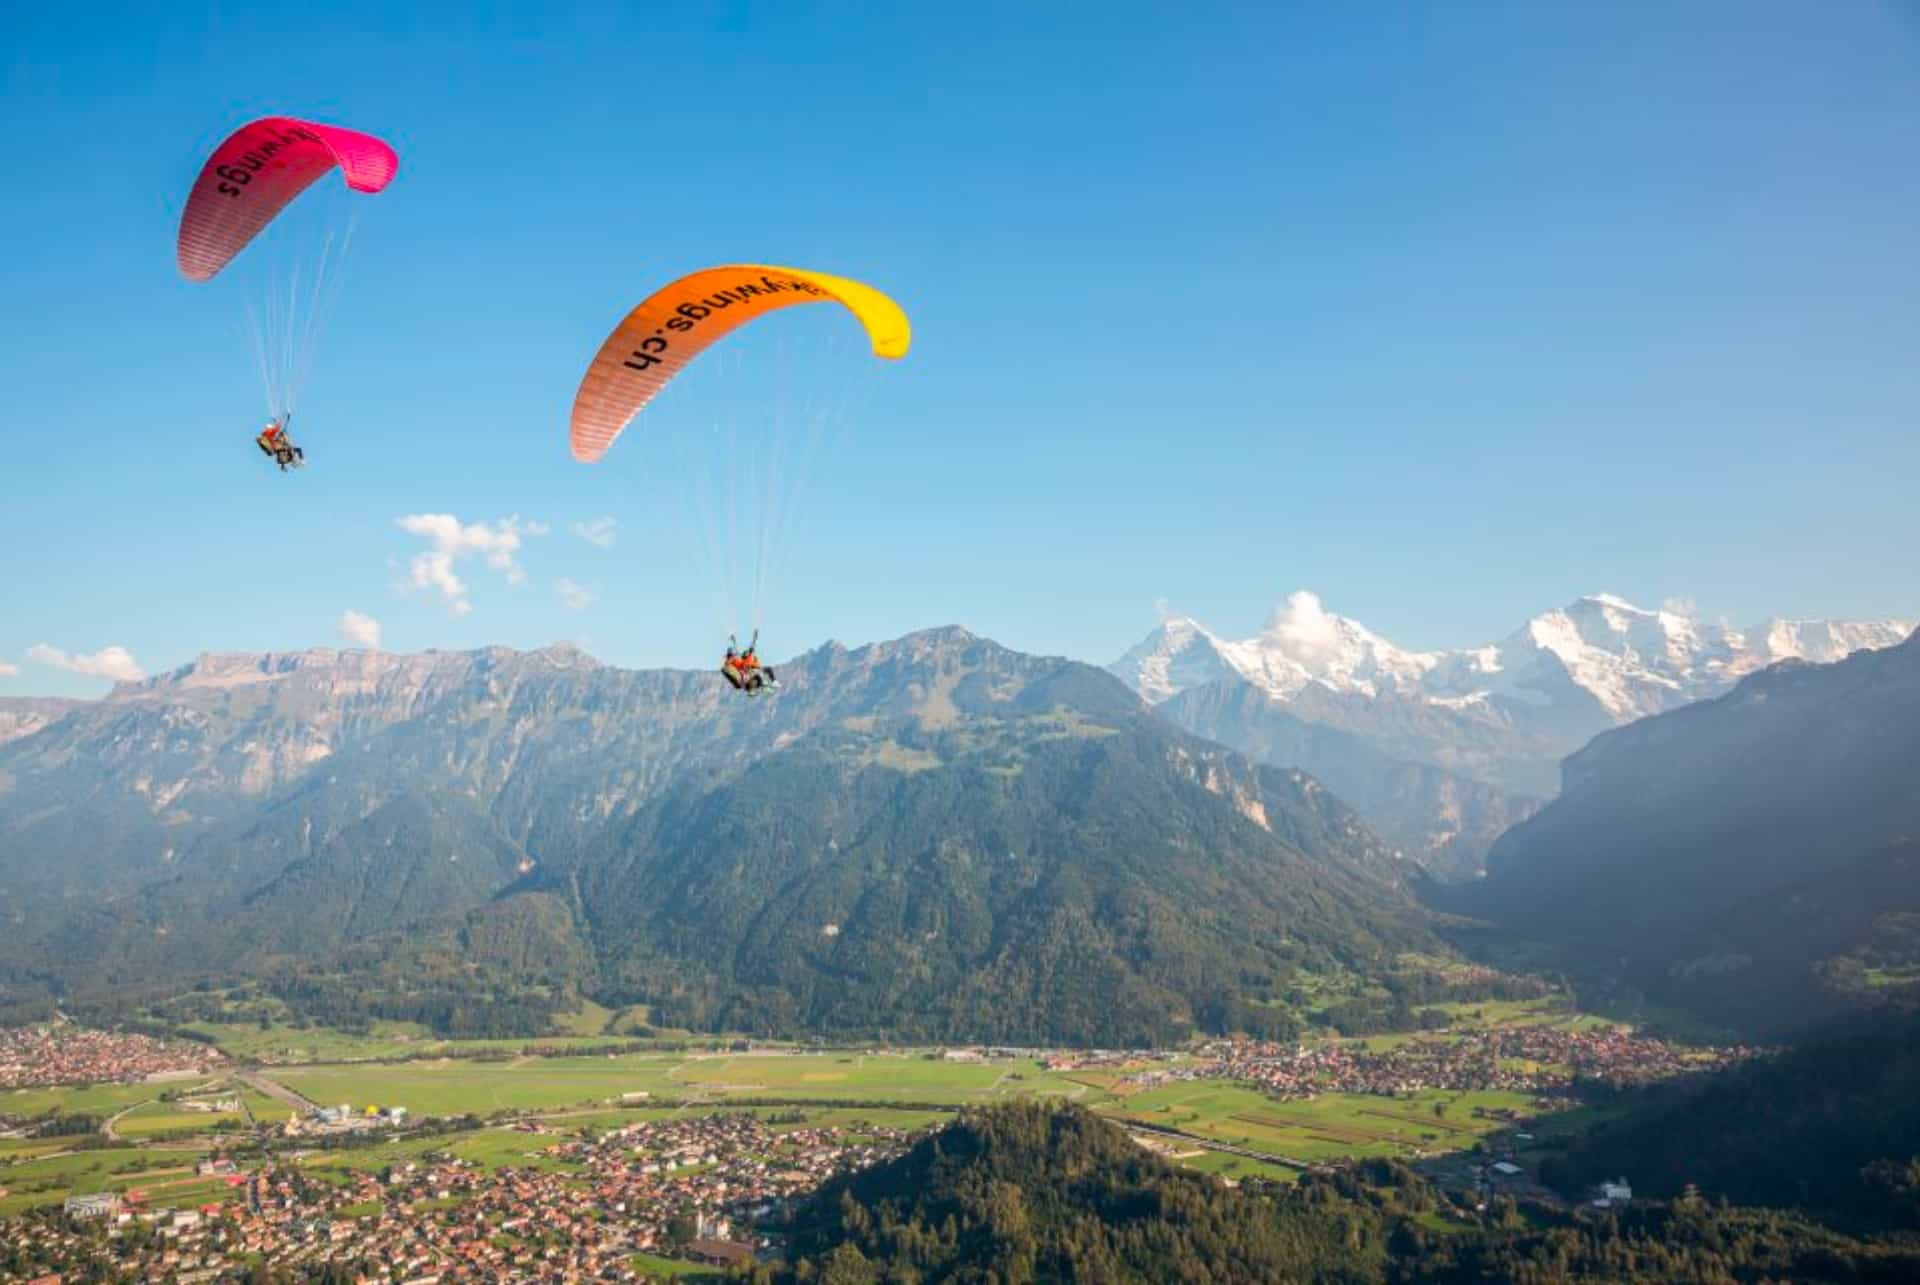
{"left": 1538, "top": 1003, "right": 1920, "bottom": 1230}
{"left": 1465, "top": 630, "right": 1920, "bottom": 1035}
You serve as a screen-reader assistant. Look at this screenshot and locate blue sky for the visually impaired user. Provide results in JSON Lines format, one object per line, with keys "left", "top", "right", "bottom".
{"left": 3, "top": 1, "right": 1918, "bottom": 694}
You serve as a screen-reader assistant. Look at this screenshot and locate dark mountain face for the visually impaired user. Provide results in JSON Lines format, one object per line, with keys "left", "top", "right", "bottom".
{"left": 1469, "top": 631, "right": 1920, "bottom": 1034}
{"left": 1550, "top": 1001, "right": 1920, "bottom": 1219}
{"left": 0, "top": 629, "right": 1437, "bottom": 1042}
{"left": 1159, "top": 680, "right": 1543, "bottom": 879}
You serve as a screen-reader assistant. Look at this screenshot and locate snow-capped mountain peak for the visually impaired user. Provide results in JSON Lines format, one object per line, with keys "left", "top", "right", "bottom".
{"left": 1749, "top": 617, "right": 1912, "bottom": 666}
{"left": 1499, "top": 596, "right": 1727, "bottom": 721}
{"left": 1118, "top": 590, "right": 1460, "bottom": 707}
{"left": 1114, "top": 590, "right": 1915, "bottom": 730}
{"left": 1111, "top": 615, "right": 1237, "bottom": 706}
{"left": 1227, "top": 591, "right": 1440, "bottom": 700}
{"left": 1117, "top": 590, "right": 1914, "bottom": 873}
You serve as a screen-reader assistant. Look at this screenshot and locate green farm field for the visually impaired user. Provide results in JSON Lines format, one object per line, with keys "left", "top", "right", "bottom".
{"left": 275, "top": 1055, "right": 691, "bottom": 1117}
{"left": 630, "top": 1250, "right": 726, "bottom": 1280}
{"left": 1165, "top": 1147, "right": 1302, "bottom": 1183}
{"left": 272, "top": 1051, "right": 1086, "bottom": 1118}
{"left": 1, "top": 1024, "right": 1586, "bottom": 1216}
{"left": 303, "top": 1124, "right": 589, "bottom": 1177}
{"left": 4, "top": 1079, "right": 224, "bottom": 1118}
{"left": 1113, "top": 1082, "right": 1534, "bottom": 1164}
{"left": 112, "top": 1100, "right": 248, "bottom": 1138}
{"left": 0, "top": 1146, "right": 223, "bottom": 1217}
{"left": 667, "top": 1053, "right": 1016, "bottom": 1098}
{"left": 183, "top": 1021, "right": 679, "bottom": 1065}
{"left": 175, "top": 991, "right": 706, "bottom": 1062}
{"left": 0, "top": 1137, "right": 73, "bottom": 1162}
{"left": 182, "top": 1020, "right": 438, "bottom": 1063}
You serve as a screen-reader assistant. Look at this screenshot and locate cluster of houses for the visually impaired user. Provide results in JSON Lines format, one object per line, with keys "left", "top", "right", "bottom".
{"left": 3, "top": 1020, "right": 1728, "bottom": 1279}
{"left": 7, "top": 1111, "right": 915, "bottom": 1282}
{"left": 0, "top": 1024, "right": 224, "bottom": 1089}
{"left": 536, "top": 1112, "right": 912, "bottom": 1255}
{"left": 1165, "top": 1025, "right": 1749, "bottom": 1100}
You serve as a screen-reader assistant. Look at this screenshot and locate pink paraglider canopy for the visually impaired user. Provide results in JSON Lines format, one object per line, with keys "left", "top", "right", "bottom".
{"left": 177, "top": 116, "right": 398, "bottom": 282}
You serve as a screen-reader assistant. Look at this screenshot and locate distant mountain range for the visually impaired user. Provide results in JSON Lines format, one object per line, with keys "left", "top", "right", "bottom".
{"left": 5, "top": 597, "right": 1912, "bottom": 1040}
{"left": 1114, "top": 591, "right": 1911, "bottom": 723}
{"left": 0, "top": 629, "right": 1437, "bottom": 1044}
{"left": 1111, "top": 593, "right": 1913, "bottom": 875}
{"left": 1466, "top": 629, "right": 1920, "bottom": 1036}
{"left": 0, "top": 697, "right": 81, "bottom": 747}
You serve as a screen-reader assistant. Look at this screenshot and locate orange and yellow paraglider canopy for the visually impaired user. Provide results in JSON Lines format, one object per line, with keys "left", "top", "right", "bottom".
{"left": 569, "top": 265, "right": 910, "bottom": 463}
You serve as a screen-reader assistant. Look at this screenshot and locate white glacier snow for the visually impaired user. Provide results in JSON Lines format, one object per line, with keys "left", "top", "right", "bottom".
{"left": 1113, "top": 591, "right": 1916, "bottom": 729}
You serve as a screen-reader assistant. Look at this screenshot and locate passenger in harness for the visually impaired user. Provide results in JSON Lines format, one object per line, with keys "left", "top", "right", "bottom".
{"left": 720, "top": 632, "right": 779, "bottom": 695}
{"left": 254, "top": 417, "right": 305, "bottom": 471}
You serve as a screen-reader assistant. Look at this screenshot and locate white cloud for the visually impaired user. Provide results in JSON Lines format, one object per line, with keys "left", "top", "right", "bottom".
{"left": 556, "top": 578, "right": 595, "bottom": 610}
{"left": 570, "top": 516, "right": 618, "bottom": 549}
{"left": 408, "top": 551, "right": 472, "bottom": 614}
{"left": 0, "top": 660, "right": 18, "bottom": 678}
{"left": 1661, "top": 595, "right": 1699, "bottom": 619}
{"left": 337, "top": 609, "right": 383, "bottom": 649}
{"left": 27, "top": 643, "right": 144, "bottom": 683}
{"left": 1266, "top": 590, "right": 1342, "bottom": 660}
{"left": 394, "top": 513, "right": 545, "bottom": 614}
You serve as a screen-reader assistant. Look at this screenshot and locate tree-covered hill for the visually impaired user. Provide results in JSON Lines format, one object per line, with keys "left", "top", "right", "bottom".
{"left": 568, "top": 712, "right": 1433, "bottom": 1045}
{"left": 769, "top": 1101, "right": 1388, "bottom": 1284}
{"left": 1540, "top": 1002, "right": 1920, "bottom": 1228}
{"left": 750, "top": 1102, "right": 1920, "bottom": 1284}
{"left": 0, "top": 628, "right": 1446, "bottom": 1043}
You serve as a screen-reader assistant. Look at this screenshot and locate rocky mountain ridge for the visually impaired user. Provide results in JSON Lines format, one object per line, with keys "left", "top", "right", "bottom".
{"left": 1114, "top": 592, "right": 1914, "bottom": 724}
{"left": 0, "top": 628, "right": 1438, "bottom": 1043}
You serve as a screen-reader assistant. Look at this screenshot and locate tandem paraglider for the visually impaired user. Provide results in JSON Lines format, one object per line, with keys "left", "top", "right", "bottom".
{"left": 176, "top": 115, "right": 400, "bottom": 473}
{"left": 567, "top": 263, "right": 911, "bottom": 697}
{"left": 721, "top": 633, "right": 778, "bottom": 696}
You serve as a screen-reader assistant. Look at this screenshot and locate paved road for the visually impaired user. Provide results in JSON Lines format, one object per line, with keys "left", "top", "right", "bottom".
{"left": 101, "top": 1099, "right": 153, "bottom": 1143}
{"left": 237, "top": 1070, "right": 319, "bottom": 1116}
{"left": 1119, "top": 1119, "right": 1320, "bottom": 1172}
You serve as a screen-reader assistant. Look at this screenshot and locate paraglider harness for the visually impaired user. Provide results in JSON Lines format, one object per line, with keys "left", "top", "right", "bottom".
{"left": 722, "top": 632, "right": 778, "bottom": 696}
{"left": 255, "top": 415, "right": 305, "bottom": 471}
